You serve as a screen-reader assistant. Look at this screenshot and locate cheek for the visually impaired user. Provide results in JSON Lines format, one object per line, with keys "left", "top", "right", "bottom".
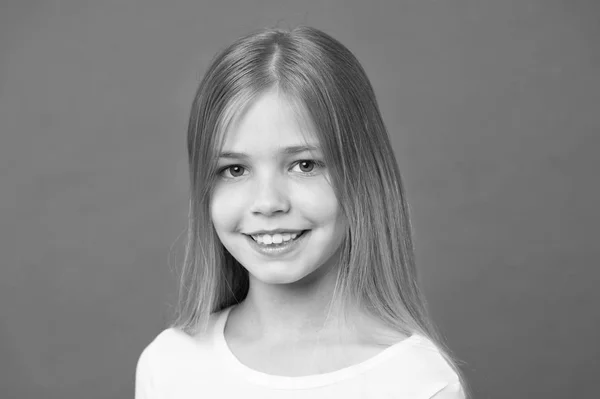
{"left": 210, "top": 185, "right": 244, "bottom": 231}
{"left": 293, "top": 182, "right": 341, "bottom": 224}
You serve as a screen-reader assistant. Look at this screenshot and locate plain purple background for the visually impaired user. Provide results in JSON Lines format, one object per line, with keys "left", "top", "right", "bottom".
{"left": 1, "top": 1, "right": 599, "bottom": 398}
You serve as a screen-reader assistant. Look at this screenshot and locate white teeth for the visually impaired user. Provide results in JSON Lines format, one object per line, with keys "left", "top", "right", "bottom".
{"left": 251, "top": 231, "right": 303, "bottom": 245}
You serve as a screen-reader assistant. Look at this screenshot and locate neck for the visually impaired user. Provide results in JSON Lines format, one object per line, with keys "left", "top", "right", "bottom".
{"left": 228, "top": 266, "right": 358, "bottom": 344}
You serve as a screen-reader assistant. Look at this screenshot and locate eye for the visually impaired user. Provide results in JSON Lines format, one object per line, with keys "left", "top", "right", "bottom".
{"left": 291, "top": 160, "right": 321, "bottom": 174}
{"left": 220, "top": 165, "right": 247, "bottom": 178}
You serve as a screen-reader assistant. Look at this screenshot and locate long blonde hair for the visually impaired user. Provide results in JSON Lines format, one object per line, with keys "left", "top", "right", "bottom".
{"left": 174, "top": 25, "right": 469, "bottom": 396}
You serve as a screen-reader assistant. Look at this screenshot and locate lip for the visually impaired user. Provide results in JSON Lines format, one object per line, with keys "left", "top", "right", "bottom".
{"left": 246, "top": 228, "right": 305, "bottom": 236}
{"left": 244, "top": 230, "right": 310, "bottom": 257}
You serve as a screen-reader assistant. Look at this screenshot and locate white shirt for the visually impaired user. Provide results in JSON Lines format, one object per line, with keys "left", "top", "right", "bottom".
{"left": 136, "top": 305, "right": 465, "bottom": 398}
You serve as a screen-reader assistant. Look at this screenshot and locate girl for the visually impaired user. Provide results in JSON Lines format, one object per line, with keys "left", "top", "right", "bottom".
{"left": 136, "top": 25, "right": 469, "bottom": 398}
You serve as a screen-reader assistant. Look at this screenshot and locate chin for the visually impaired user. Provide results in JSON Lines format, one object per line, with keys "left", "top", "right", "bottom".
{"left": 244, "top": 261, "right": 315, "bottom": 286}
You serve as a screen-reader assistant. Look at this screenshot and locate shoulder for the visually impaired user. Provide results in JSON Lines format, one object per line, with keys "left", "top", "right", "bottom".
{"left": 404, "top": 334, "right": 460, "bottom": 380}
{"left": 135, "top": 312, "right": 227, "bottom": 398}
{"left": 380, "top": 334, "right": 465, "bottom": 398}
{"left": 138, "top": 312, "right": 223, "bottom": 367}
{"left": 136, "top": 311, "right": 226, "bottom": 373}
{"left": 136, "top": 328, "right": 202, "bottom": 379}
{"left": 135, "top": 328, "right": 206, "bottom": 398}
{"left": 142, "top": 328, "right": 202, "bottom": 355}
{"left": 136, "top": 329, "right": 184, "bottom": 398}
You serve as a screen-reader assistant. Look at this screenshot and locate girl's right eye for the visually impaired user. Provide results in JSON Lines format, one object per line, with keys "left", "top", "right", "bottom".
{"left": 220, "top": 165, "right": 248, "bottom": 179}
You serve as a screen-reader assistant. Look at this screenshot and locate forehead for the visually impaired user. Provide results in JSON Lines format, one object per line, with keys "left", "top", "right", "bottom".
{"left": 221, "top": 91, "right": 318, "bottom": 151}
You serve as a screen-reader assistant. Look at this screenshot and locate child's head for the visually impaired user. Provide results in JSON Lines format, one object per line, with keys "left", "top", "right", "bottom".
{"left": 180, "top": 25, "right": 427, "bottom": 338}
{"left": 210, "top": 88, "right": 348, "bottom": 288}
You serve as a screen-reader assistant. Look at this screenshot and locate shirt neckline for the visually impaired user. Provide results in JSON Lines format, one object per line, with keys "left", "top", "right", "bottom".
{"left": 213, "top": 305, "right": 421, "bottom": 389}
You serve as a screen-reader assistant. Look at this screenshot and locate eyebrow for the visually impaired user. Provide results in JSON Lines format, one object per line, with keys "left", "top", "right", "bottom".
{"left": 219, "top": 145, "right": 321, "bottom": 159}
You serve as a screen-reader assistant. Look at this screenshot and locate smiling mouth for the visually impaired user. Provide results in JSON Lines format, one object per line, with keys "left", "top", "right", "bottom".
{"left": 246, "top": 230, "right": 310, "bottom": 246}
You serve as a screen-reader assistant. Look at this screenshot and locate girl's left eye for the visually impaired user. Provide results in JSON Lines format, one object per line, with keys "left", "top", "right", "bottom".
{"left": 291, "top": 160, "right": 321, "bottom": 174}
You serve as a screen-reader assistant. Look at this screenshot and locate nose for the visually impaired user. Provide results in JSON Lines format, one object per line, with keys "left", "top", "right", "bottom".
{"left": 249, "top": 173, "right": 290, "bottom": 216}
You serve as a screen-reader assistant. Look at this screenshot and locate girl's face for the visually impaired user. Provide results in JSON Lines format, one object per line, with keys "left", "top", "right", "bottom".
{"left": 210, "top": 90, "right": 347, "bottom": 286}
